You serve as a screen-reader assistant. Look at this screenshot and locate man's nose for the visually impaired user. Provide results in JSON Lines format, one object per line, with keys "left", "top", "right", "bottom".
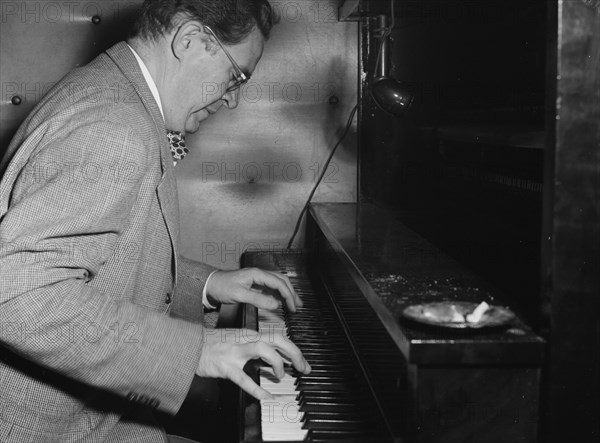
{"left": 223, "top": 89, "right": 240, "bottom": 109}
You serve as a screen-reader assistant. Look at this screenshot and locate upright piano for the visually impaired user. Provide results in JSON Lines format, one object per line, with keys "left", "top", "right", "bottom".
{"left": 211, "top": 203, "right": 545, "bottom": 443}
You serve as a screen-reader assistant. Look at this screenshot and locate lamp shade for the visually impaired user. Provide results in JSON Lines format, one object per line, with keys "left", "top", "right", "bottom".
{"left": 371, "top": 77, "right": 414, "bottom": 117}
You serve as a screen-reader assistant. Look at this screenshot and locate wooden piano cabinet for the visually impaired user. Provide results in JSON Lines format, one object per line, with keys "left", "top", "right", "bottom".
{"left": 306, "top": 202, "right": 545, "bottom": 443}
{"left": 406, "top": 365, "right": 541, "bottom": 443}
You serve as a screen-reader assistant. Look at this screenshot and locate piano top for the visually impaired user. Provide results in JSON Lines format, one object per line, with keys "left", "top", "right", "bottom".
{"left": 307, "top": 202, "right": 545, "bottom": 366}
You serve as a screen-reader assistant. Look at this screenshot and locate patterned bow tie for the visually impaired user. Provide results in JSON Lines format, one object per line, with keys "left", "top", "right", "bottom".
{"left": 167, "top": 131, "right": 189, "bottom": 164}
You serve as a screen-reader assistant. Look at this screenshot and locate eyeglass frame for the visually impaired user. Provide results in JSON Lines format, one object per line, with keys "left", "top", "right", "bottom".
{"left": 204, "top": 25, "right": 249, "bottom": 93}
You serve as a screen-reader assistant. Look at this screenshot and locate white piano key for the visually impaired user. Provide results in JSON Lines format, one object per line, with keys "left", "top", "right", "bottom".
{"left": 258, "top": 309, "right": 308, "bottom": 442}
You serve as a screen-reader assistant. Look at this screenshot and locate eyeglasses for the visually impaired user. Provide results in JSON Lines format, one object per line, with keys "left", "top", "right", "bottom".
{"left": 204, "top": 26, "right": 249, "bottom": 93}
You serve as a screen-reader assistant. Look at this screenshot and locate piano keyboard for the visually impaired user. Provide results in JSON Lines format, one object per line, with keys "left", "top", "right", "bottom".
{"left": 251, "top": 271, "right": 395, "bottom": 442}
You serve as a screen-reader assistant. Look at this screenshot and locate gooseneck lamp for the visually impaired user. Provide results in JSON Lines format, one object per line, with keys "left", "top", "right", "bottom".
{"left": 371, "top": 14, "right": 414, "bottom": 117}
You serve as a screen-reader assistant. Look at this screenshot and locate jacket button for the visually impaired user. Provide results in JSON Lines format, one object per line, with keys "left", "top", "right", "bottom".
{"left": 148, "top": 398, "right": 161, "bottom": 409}
{"left": 165, "top": 293, "right": 172, "bottom": 304}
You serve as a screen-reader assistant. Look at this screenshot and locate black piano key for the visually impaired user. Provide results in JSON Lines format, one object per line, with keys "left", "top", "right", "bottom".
{"left": 301, "top": 418, "right": 369, "bottom": 431}
{"left": 298, "top": 391, "right": 370, "bottom": 402}
{"left": 299, "top": 402, "right": 362, "bottom": 413}
{"left": 308, "top": 429, "right": 383, "bottom": 442}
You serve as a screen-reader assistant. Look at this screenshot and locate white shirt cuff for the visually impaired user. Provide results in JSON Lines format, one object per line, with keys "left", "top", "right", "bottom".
{"left": 202, "top": 270, "right": 220, "bottom": 309}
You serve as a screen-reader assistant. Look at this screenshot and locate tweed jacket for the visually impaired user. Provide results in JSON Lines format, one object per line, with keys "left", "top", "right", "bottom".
{"left": 0, "top": 42, "right": 217, "bottom": 442}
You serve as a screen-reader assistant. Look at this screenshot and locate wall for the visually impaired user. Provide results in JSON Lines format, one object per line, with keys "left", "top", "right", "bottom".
{"left": 178, "top": 0, "right": 357, "bottom": 268}
{"left": 0, "top": 0, "right": 140, "bottom": 148}
{"left": 0, "top": 0, "right": 358, "bottom": 270}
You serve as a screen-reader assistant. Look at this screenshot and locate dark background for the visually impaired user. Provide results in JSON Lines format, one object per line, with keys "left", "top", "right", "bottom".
{"left": 356, "top": 1, "right": 599, "bottom": 442}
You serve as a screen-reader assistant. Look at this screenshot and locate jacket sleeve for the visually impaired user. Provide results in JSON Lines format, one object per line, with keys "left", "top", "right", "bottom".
{"left": 0, "top": 120, "right": 203, "bottom": 415}
{"left": 171, "top": 256, "right": 219, "bottom": 324}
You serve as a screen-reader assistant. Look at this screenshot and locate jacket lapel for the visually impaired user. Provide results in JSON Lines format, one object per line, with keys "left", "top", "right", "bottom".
{"left": 105, "top": 42, "right": 179, "bottom": 286}
{"left": 156, "top": 169, "right": 180, "bottom": 286}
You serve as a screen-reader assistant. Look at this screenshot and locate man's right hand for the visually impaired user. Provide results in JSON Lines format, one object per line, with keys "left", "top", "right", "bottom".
{"left": 195, "top": 328, "right": 311, "bottom": 400}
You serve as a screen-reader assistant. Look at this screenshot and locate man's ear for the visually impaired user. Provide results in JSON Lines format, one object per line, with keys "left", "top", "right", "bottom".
{"left": 171, "top": 21, "right": 218, "bottom": 60}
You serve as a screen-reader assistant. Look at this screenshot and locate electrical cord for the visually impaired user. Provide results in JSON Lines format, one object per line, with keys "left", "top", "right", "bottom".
{"left": 286, "top": 0, "right": 393, "bottom": 249}
{"left": 286, "top": 104, "right": 359, "bottom": 249}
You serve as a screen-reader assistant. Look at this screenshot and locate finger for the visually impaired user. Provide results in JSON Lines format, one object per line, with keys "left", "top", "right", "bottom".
{"left": 250, "top": 269, "right": 301, "bottom": 312}
{"left": 272, "top": 271, "right": 302, "bottom": 310}
{"left": 228, "top": 367, "right": 274, "bottom": 401}
{"left": 242, "top": 289, "right": 280, "bottom": 310}
{"left": 268, "top": 334, "right": 311, "bottom": 375}
{"left": 277, "top": 272, "right": 303, "bottom": 309}
{"left": 253, "top": 341, "right": 286, "bottom": 379}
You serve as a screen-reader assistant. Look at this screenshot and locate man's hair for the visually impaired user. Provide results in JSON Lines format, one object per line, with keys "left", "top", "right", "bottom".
{"left": 129, "top": 0, "right": 276, "bottom": 44}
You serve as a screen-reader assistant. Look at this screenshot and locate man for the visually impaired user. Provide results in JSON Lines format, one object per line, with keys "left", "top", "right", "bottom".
{"left": 0, "top": 1, "right": 309, "bottom": 441}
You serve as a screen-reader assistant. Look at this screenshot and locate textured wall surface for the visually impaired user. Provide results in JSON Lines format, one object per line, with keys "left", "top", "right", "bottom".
{"left": 0, "top": 0, "right": 140, "bottom": 151}
{"left": 177, "top": 1, "right": 358, "bottom": 269}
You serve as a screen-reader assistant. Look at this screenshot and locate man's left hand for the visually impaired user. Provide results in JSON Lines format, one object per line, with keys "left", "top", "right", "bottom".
{"left": 206, "top": 268, "right": 303, "bottom": 312}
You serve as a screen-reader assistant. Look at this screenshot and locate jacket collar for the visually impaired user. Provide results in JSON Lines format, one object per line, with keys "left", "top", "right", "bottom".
{"left": 105, "top": 42, "right": 170, "bottom": 174}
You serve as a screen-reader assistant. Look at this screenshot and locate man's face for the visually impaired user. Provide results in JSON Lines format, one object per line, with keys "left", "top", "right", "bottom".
{"left": 165, "top": 26, "right": 265, "bottom": 134}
